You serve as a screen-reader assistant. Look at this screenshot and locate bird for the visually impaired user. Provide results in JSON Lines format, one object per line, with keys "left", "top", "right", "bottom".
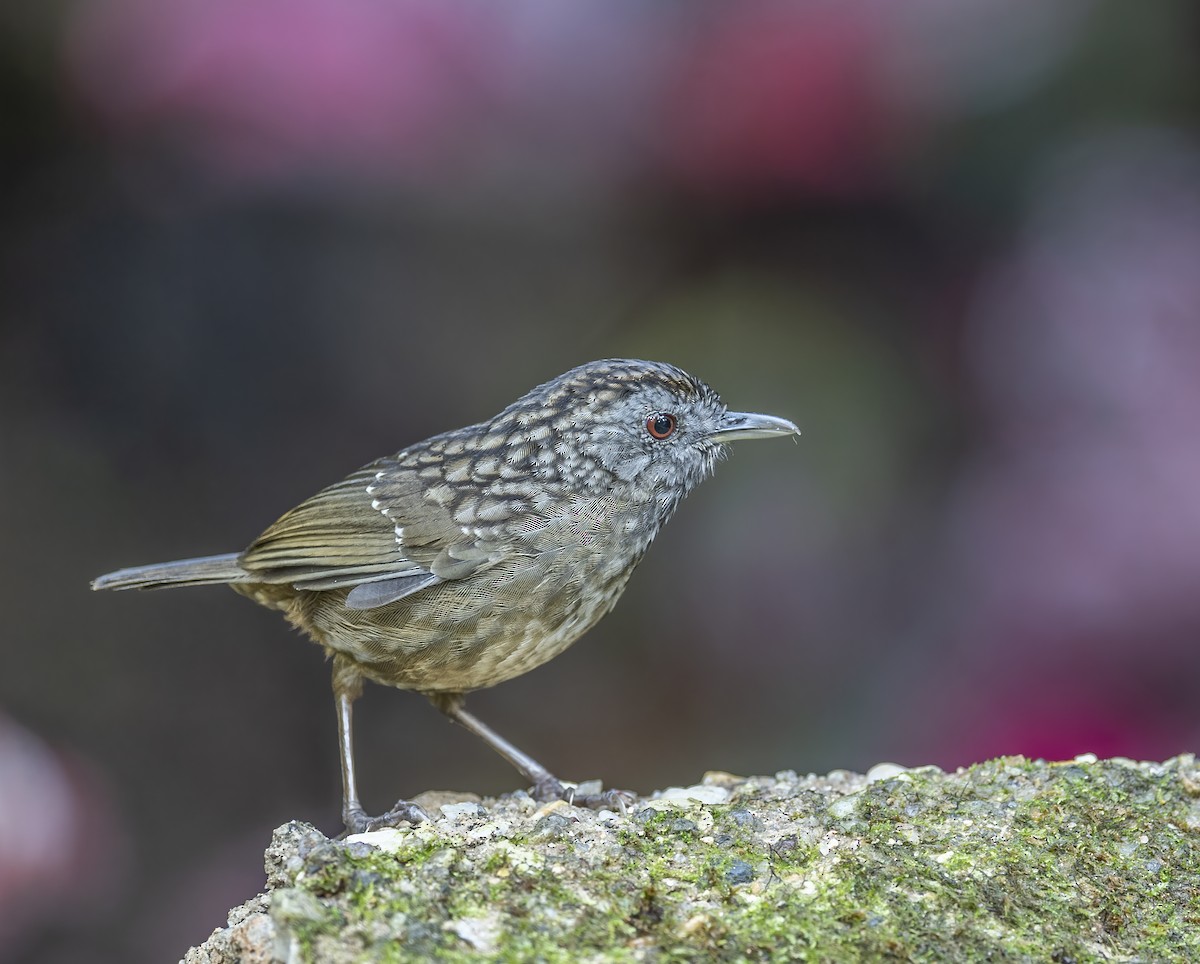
{"left": 92, "top": 359, "right": 799, "bottom": 833}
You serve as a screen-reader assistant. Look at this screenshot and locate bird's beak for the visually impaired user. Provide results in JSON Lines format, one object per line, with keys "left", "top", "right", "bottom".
{"left": 708, "top": 411, "right": 800, "bottom": 443}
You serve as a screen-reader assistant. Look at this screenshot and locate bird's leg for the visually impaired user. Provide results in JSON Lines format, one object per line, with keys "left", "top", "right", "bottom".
{"left": 428, "top": 692, "right": 633, "bottom": 812}
{"left": 334, "top": 657, "right": 428, "bottom": 834}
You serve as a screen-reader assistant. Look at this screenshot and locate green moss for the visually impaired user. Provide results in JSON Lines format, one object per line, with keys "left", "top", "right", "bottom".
{"left": 268, "top": 757, "right": 1200, "bottom": 962}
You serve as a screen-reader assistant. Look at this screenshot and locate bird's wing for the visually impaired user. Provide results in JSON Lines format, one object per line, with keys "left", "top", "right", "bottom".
{"left": 238, "top": 455, "right": 504, "bottom": 609}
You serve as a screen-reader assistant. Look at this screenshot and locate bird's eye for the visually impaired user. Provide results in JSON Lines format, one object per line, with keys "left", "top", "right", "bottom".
{"left": 646, "top": 413, "right": 677, "bottom": 440}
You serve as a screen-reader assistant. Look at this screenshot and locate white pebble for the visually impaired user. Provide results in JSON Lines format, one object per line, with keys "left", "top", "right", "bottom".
{"left": 866, "top": 762, "right": 911, "bottom": 784}
{"left": 654, "top": 785, "right": 731, "bottom": 805}
{"left": 440, "top": 802, "right": 486, "bottom": 821}
{"left": 343, "top": 827, "right": 411, "bottom": 852}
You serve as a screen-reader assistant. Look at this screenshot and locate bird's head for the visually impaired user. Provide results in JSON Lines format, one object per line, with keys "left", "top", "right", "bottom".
{"left": 492, "top": 359, "right": 799, "bottom": 509}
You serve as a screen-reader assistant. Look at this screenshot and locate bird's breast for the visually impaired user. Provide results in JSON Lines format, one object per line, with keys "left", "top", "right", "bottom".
{"left": 303, "top": 494, "right": 658, "bottom": 693}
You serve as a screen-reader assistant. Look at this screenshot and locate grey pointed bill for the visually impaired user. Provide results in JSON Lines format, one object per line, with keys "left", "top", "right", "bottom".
{"left": 709, "top": 411, "right": 801, "bottom": 443}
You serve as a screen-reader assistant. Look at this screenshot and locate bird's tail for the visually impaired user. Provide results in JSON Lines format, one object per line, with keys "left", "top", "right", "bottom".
{"left": 91, "top": 553, "right": 248, "bottom": 591}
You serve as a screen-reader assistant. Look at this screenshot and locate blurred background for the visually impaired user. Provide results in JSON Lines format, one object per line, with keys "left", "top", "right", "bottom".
{"left": 3, "top": 0, "right": 1200, "bottom": 959}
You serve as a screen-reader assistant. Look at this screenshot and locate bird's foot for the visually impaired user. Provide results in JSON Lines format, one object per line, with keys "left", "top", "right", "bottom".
{"left": 342, "top": 800, "right": 429, "bottom": 835}
{"left": 532, "top": 777, "right": 635, "bottom": 814}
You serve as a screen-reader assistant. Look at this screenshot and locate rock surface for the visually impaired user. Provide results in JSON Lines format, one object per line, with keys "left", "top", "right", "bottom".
{"left": 184, "top": 755, "right": 1200, "bottom": 962}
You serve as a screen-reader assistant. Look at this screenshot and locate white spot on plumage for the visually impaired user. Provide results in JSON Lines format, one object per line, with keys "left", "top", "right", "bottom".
{"left": 476, "top": 500, "right": 511, "bottom": 523}
{"left": 369, "top": 490, "right": 394, "bottom": 524}
{"left": 445, "top": 459, "right": 472, "bottom": 483}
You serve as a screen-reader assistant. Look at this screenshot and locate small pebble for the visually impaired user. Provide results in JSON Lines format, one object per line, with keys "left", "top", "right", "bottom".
{"left": 728, "top": 809, "right": 763, "bottom": 830}
{"left": 866, "top": 762, "right": 910, "bottom": 784}
{"left": 440, "top": 802, "right": 487, "bottom": 821}
{"left": 724, "top": 859, "right": 755, "bottom": 884}
{"left": 528, "top": 811, "right": 574, "bottom": 842}
{"left": 343, "top": 828, "right": 412, "bottom": 853}
{"left": 655, "top": 785, "right": 730, "bottom": 805}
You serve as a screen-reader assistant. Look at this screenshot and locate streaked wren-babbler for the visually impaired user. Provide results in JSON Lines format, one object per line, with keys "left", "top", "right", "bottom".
{"left": 94, "top": 359, "right": 799, "bottom": 832}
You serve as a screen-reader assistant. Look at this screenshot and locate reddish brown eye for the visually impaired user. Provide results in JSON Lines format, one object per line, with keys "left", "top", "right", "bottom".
{"left": 646, "top": 413, "right": 677, "bottom": 440}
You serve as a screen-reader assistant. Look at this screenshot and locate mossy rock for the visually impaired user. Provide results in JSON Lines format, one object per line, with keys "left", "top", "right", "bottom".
{"left": 185, "top": 755, "right": 1200, "bottom": 962}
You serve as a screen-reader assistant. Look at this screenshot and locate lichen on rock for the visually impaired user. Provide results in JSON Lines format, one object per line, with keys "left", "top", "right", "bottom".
{"left": 184, "top": 754, "right": 1200, "bottom": 962}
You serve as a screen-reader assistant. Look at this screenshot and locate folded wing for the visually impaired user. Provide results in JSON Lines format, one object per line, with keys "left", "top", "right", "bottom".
{"left": 239, "top": 458, "right": 500, "bottom": 610}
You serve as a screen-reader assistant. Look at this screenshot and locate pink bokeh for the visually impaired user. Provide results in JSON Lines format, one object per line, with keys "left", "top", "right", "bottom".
{"left": 0, "top": 715, "right": 121, "bottom": 955}
{"left": 67, "top": 0, "right": 502, "bottom": 178}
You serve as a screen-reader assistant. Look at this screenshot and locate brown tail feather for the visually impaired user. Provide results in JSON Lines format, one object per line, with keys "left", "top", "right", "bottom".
{"left": 91, "top": 553, "right": 248, "bottom": 591}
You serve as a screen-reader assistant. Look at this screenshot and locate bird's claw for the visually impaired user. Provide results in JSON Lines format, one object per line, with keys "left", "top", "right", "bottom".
{"left": 532, "top": 778, "right": 634, "bottom": 814}
{"left": 342, "top": 800, "right": 429, "bottom": 835}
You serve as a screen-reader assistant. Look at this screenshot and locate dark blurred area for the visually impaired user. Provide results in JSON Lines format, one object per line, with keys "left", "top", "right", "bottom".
{"left": 3, "top": 0, "right": 1199, "bottom": 959}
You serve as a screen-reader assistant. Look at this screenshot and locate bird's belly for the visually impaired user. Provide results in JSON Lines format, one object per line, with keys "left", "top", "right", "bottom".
{"left": 300, "top": 538, "right": 644, "bottom": 693}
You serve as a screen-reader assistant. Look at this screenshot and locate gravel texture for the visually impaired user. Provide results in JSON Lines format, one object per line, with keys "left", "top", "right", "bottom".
{"left": 183, "top": 754, "right": 1200, "bottom": 962}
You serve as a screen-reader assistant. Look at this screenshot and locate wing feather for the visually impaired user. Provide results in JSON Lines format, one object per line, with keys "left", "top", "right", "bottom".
{"left": 237, "top": 457, "right": 499, "bottom": 606}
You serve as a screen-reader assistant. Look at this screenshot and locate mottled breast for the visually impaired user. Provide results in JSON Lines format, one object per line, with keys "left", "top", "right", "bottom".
{"left": 294, "top": 493, "right": 656, "bottom": 693}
